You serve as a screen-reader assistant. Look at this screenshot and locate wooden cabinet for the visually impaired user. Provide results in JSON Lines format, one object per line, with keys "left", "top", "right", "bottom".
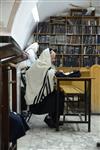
{"left": 90, "top": 65, "right": 100, "bottom": 113}
{"left": 33, "top": 15, "right": 100, "bottom": 67}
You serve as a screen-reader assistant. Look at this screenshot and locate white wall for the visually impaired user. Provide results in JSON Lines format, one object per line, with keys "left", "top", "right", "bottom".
{"left": 11, "top": 0, "right": 38, "bottom": 50}
{"left": 37, "top": 1, "right": 69, "bottom": 21}
{"left": 0, "top": 0, "right": 15, "bottom": 29}
{"left": 11, "top": 0, "right": 70, "bottom": 50}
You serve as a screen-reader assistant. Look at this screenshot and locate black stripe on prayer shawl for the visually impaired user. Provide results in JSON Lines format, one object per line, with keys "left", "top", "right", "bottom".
{"left": 45, "top": 77, "right": 49, "bottom": 95}
{"left": 33, "top": 67, "right": 51, "bottom": 104}
{"left": 45, "top": 75, "right": 51, "bottom": 96}
{"left": 47, "top": 75, "right": 51, "bottom": 93}
{"left": 33, "top": 96, "right": 37, "bottom": 104}
{"left": 36, "top": 70, "right": 48, "bottom": 103}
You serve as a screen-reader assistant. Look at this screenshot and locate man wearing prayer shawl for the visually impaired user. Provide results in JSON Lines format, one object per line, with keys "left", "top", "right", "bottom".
{"left": 25, "top": 48, "right": 64, "bottom": 128}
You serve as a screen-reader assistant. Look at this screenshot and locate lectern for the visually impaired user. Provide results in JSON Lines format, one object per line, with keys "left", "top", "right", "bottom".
{"left": 0, "top": 34, "right": 26, "bottom": 150}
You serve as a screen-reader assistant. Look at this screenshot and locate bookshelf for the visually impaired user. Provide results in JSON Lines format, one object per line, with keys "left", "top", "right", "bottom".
{"left": 33, "top": 15, "right": 100, "bottom": 67}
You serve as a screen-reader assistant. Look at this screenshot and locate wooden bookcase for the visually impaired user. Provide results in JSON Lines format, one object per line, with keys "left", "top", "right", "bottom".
{"left": 33, "top": 15, "right": 100, "bottom": 67}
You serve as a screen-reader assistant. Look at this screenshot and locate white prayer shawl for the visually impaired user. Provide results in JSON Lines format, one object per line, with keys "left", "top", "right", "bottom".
{"left": 25, "top": 48, "right": 56, "bottom": 105}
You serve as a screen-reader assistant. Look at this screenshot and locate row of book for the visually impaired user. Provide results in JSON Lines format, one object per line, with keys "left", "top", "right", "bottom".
{"left": 38, "top": 35, "right": 50, "bottom": 43}
{"left": 82, "top": 26, "right": 97, "bottom": 34}
{"left": 34, "top": 21, "right": 100, "bottom": 34}
{"left": 82, "top": 19, "right": 97, "bottom": 26}
{"left": 36, "top": 35, "right": 100, "bottom": 45}
{"left": 83, "top": 36, "right": 96, "bottom": 44}
{"left": 35, "top": 22, "right": 50, "bottom": 33}
{"left": 51, "top": 24, "right": 66, "bottom": 33}
{"left": 67, "top": 26, "right": 82, "bottom": 34}
{"left": 38, "top": 43, "right": 49, "bottom": 54}
{"left": 55, "top": 55, "right": 100, "bottom": 67}
{"left": 50, "top": 26, "right": 98, "bottom": 34}
{"left": 49, "top": 35, "right": 82, "bottom": 44}
{"left": 38, "top": 42, "right": 100, "bottom": 55}
{"left": 67, "top": 26, "right": 100, "bottom": 35}
{"left": 50, "top": 35, "right": 66, "bottom": 44}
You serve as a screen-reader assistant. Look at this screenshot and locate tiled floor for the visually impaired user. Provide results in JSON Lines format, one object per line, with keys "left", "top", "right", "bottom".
{"left": 17, "top": 114, "right": 100, "bottom": 150}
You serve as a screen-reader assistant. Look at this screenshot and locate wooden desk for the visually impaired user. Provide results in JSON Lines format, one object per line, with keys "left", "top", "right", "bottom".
{"left": 0, "top": 38, "right": 26, "bottom": 150}
{"left": 57, "top": 66, "right": 100, "bottom": 114}
{"left": 55, "top": 77, "right": 93, "bottom": 132}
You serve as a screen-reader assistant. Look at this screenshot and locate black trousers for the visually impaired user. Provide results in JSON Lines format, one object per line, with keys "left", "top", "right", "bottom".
{"left": 29, "top": 90, "right": 64, "bottom": 118}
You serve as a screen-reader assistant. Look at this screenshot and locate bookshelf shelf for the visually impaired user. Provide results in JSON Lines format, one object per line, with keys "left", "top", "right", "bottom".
{"left": 33, "top": 15, "right": 100, "bottom": 67}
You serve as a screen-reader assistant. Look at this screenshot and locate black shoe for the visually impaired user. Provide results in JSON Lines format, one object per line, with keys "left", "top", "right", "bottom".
{"left": 59, "top": 121, "right": 63, "bottom": 126}
{"left": 97, "top": 142, "right": 100, "bottom": 147}
{"left": 44, "top": 115, "right": 56, "bottom": 128}
{"left": 53, "top": 120, "right": 63, "bottom": 126}
{"left": 52, "top": 117, "right": 63, "bottom": 126}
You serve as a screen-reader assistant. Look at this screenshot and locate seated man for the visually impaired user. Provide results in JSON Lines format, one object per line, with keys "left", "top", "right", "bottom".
{"left": 25, "top": 48, "right": 64, "bottom": 128}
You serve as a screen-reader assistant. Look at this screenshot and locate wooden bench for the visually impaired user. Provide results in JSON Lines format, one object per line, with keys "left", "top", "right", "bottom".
{"left": 55, "top": 76, "right": 92, "bottom": 132}
{"left": 60, "top": 85, "right": 84, "bottom": 95}
{"left": 60, "top": 84, "right": 84, "bottom": 118}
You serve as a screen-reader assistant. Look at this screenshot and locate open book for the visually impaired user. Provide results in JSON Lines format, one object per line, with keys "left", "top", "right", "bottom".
{"left": 63, "top": 71, "right": 74, "bottom": 76}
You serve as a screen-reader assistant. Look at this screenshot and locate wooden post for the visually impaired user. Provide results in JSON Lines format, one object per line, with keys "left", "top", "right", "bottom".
{"left": 12, "top": 67, "right": 17, "bottom": 112}
{"left": 0, "top": 65, "right": 9, "bottom": 150}
{"left": 0, "top": 64, "right": 2, "bottom": 150}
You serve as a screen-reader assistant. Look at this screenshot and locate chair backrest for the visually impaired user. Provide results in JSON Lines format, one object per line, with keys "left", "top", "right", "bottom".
{"left": 90, "top": 64, "right": 100, "bottom": 113}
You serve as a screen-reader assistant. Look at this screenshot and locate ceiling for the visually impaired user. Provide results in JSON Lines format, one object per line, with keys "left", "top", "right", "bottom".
{"left": 0, "top": 0, "right": 100, "bottom": 49}
{"left": 0, "top": 0, "right": 100, "bottom": 29}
